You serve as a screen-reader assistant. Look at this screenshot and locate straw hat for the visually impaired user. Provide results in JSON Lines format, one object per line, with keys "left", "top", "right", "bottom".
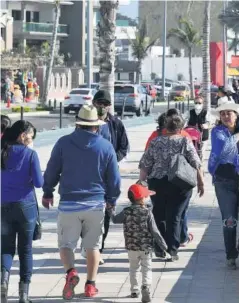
{"left": 75, "top": 105, "right": 105, "bottom": 126}
{"left": 216, "top": 102, "right": 239, "bottom": 114}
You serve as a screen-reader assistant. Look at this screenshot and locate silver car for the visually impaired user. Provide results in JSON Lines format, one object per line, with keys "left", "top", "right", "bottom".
{"left": 114, "top": 84, "right": 152, "bottom": 116}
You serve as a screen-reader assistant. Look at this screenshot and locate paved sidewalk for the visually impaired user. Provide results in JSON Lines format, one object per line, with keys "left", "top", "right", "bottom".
{"left": 8, "top": 123, "right": 239, "bottom": 303}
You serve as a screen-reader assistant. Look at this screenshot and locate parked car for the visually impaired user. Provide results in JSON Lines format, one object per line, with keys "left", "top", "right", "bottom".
{"left": 194, "top": 84, "right": 201, "bottom": 96}
{"left": 155, "top": 82, "right": 175, "bottom": 100}
{"left": 114, "top": 84, "right": 152, "bottom": 117}
{"left": 141, "top": 83, "right": 157, "bottom": 102}
{"left": 64, "top": 88, "right": 97, "bottom": 114}
{"left": 198, "top": 85, "right": 219, "bottom": 107}
{"left": 169, "top": 85, "right": 190, "bottom": 101}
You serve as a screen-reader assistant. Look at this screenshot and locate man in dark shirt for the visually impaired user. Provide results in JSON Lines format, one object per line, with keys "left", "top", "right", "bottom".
{"left": 93, "top": 90, "right": 129, "bottom": 260}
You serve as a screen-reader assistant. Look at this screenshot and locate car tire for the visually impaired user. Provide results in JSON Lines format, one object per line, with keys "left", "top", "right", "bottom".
{"left": 136, "top": 104, "right": 143, "bottom": 117}
{"left": 64, "top": 108, "right": 69, "bottom": 114}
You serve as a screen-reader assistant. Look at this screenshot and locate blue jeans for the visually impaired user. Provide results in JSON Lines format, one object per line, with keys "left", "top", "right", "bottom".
{"left": 214, "top": 176, "right": 239, "bottom": 260}
{"left": 1, "top": 201, "right": 37, "bottom": 283}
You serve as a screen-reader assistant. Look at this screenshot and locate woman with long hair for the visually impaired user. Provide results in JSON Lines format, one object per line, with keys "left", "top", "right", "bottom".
{"left": 1, "top": 120, "right": 43, "bottom": 303}
{"left": 208, "top": 103, "right": 239, "bottom": 269}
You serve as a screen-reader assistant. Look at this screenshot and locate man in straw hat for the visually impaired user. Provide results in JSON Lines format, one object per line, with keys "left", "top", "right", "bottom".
{"left": 42, "top": 105, "right": 121, "bottom": 299}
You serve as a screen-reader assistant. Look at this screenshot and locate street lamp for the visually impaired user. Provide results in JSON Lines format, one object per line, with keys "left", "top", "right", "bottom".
{"left": 223, "top": 0, "right": 228, "bottom": 87}
{"left": 162, "top": 0, "right": 167, "bottom": 101}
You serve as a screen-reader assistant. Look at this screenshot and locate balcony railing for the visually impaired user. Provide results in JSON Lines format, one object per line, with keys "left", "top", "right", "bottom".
{"left": 23, "top": 22, "right": 68, "bottom": 34}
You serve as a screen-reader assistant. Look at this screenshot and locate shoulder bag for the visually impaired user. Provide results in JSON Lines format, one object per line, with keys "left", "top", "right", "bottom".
{"left": 29, "top": 151, "right": 42, "bottom": 241}
{"left": 168, "top": 137, "right": 197, "bottom": 191}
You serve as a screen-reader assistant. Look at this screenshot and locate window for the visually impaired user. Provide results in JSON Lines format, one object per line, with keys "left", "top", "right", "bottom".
{"left": 26, "top": 11, "right": 31, "bottom": 22}
{"left": 114, "top": 86, "right": 134, "bottom": 94}
{"left": 12, "top": 10, "right": 21, "bottom": 21}
{"left": 70, "top": 89, "right": 90, "bottom": 95}
{"left": 33, "top": 12, "right": 39, "bottom": 22}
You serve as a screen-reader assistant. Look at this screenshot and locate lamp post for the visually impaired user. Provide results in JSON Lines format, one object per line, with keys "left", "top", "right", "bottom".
{"left": 162, "top": 0, "right": 167, "bottom": 100}
{"left": 223, "top": 0, "right": 228, "bottom": 87}
{"left": 86, "top": 0, "right": 92, "bottom": 87}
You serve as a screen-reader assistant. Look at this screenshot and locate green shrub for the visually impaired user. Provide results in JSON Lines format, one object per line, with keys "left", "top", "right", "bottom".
{"left": 12, "top": 106, "right": 31, "bottom": 113}
{"left": 36, "top": 106, "right": 53, "bottom": 111}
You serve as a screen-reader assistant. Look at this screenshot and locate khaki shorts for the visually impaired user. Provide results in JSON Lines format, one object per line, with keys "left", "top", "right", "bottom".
{"left": 57, "top": 208, "right": 105, "bottom": 250}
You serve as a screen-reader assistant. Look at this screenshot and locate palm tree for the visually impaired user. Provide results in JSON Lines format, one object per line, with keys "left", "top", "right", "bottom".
{"left": 98, "top": 1, "right": 119, "bottom": 114}
{"left": 168, "top": 18, "right": 202, "bottom": 99}
{"left": 42, "top": 0, "right": 60, "bottom": 104}
{"left": 202, "top": 1, "right": 211, "bottom": 113}
{"left": 129, "top": 18, "right": 159, "bottom": 84}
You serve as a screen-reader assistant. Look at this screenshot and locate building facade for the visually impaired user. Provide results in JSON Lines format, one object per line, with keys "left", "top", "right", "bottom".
{"left": 0, "top": 9, "right": 13, "bottom": 53}
{"left": 4, "top": 0, "right": 71, "bottom": 51}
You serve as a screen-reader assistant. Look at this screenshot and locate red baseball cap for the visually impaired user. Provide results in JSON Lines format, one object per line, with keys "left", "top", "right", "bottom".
{"left": 128, "top": 184, "right": 155, "bottom": 200}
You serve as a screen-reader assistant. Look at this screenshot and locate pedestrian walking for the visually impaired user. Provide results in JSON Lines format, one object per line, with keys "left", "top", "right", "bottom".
{"left": 1, "top": 120, "right": 43, "bottom": 303}
{"left": 184, "top": 96, "right": 210, "bottom": 161}
{"left": 109, "top": 183, "right": 168, "bottom": 303}
{"left": 208, "top": 102, "right": 239, "bottom": 270}
{"left": 92, "top": 90, "right": 129, "bottom": 257}
{"left": 145, "top": 110, "right": 194, "bottom": 255}
{"left": 42, "top": 105, "right": 121, "bottom": 300}
{"left": 139, "top": 114, "right": 204, "bottom": 261}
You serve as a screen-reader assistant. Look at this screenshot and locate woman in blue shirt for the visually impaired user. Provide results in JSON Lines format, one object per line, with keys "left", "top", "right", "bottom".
{"left": 1, "top": 120, "right": 43, "bottom": 303}
{"left": 208, "top": 103, "right": 239, "bottom": 270}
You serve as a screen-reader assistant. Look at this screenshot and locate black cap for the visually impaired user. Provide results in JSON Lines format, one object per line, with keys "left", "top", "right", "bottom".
{"left": 93, "top": 90, "right": 111, "bottom": 104}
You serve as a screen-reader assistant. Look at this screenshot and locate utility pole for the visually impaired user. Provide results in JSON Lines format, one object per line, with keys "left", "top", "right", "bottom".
{"left": 162, "top": 0, "right": 167, "bottom": 100}
{"left": 86, "top": 0, "right": 93, "bottom": 87}
{"left": 222, "top": 0, "right": 228, "bottom": 87}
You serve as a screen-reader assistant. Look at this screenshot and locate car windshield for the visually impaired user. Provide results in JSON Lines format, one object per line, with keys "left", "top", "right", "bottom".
{"left": 173, "top": 86, "right": 186, "bottom": 91}
{"left": 194, "top": 85, "right": 201, "bottom": 89}
{"left": 70, "top": 89, "right": 89, "bottom": 95}
{"left": 114, "top": 86, "right": 134, "bottom": 94}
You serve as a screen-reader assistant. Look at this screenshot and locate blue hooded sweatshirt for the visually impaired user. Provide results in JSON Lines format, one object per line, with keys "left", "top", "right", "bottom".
{"left": 43, "top": 129, "right": 121, "bottom": 211}
{"left": 1, "top": 145, "right": 43, "bottom": 204}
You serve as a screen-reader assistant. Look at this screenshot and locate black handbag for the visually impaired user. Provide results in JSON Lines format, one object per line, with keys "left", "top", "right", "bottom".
{"left": 29, "top": 152, "right": 42, "bottom": 241}
{"left": 168, "top": 137, "right": 197, "bottom": 191}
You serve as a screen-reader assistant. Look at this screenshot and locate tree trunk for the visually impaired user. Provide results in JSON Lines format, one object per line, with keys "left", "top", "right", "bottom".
{"left": 202, "top": 1, "right": 211, "bottom": 114}
{"left": 98, "top": 1, "right": 119, "bottom": 114}
{"left": 136, "top": 61, "right": 141, "bottom": 84}
{"left": 188, "top": 47, "right": 195, "bottom": 99}
{"left": 42, "top": 0, "right": 60, "bottom": 105}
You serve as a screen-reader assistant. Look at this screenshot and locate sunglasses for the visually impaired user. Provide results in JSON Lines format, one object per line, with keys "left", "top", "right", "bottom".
{"left": 95, "top": 101, "right": 110, "bottom": 106}
{"left": 194, "top": 102, "right": 202, "bottom": 105}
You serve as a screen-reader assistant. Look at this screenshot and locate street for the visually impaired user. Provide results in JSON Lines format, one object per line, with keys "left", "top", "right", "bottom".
{"left": 9, "top": 102, "right": 195, "bottom": 132}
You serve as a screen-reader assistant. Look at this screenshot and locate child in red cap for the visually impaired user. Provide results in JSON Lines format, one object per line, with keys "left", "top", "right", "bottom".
{"left": 108, "top": 183, "right": 168, "bottom": 303}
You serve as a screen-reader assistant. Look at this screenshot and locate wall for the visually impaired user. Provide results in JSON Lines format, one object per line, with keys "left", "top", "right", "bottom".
{"left": 38, "top": 3, "right": 54, "bottom": 23}
{"left": 60, "top": 0, "right": 85, "bottom": 66}
{"left": 141, "top": 56, "right": 203, "bottom": 82}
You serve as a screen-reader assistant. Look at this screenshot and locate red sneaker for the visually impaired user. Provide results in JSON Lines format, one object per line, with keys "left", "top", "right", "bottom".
{"left": 84, "top": 284, "right": 99, "bottom": 297}
{"left": 62, "top": 268, "right": 80, "bottom": 300}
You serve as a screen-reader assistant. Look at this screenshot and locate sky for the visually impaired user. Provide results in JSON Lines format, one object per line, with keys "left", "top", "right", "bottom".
{"left": 118, "top": 0, "right": 138, "bottom": 20}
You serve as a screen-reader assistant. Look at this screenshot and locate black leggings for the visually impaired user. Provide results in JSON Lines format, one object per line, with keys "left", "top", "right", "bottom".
{"left": 148, "top": 177, "right": 192, "bottom": 256}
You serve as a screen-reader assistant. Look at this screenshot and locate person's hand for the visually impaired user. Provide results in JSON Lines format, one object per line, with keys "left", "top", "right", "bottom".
{"left": 197, "top": 183, "right": 204, "bottom": 197}
{"left": 106, "top": 202, "right": 115, "bottom": 211}
{"left": 42, "top": 197, "right": 54, "bottom": 209}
